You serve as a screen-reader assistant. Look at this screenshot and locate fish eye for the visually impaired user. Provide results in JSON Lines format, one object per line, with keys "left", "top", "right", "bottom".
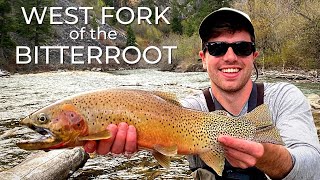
{"left": 38, "top": 113, "right": 48, "bottom": 123}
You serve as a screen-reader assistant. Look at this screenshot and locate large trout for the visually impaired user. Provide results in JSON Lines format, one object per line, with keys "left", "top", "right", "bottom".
{"left": 17, "top": 89, "right": 284, "bottom": 175}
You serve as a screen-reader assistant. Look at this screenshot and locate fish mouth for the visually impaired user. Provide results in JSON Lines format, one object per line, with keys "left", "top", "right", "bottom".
{"left": 16, "top": 124, "right": 63, "bottom": 150}
{"left": 30, "top": 124, "right": 50, "bottom": 135}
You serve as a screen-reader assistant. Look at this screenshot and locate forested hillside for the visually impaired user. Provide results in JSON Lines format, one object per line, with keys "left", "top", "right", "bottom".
{"left": 0, "top": 0, "right": 319, "bottom": 73}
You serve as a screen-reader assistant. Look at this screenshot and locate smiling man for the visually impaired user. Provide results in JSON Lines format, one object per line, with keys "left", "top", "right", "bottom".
{"left": 83, "top": 7, "right": 320, "bottom": 180}
{"left": 182, "top": 7, "right": 320, "bottom": 179}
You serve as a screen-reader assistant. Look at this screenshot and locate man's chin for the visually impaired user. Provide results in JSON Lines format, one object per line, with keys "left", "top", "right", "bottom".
{"left": 215, "top": 81, "right": 246, "bottom": 93}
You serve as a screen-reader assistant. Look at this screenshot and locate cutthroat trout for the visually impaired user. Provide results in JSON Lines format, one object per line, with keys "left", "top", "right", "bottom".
{"left": 17, "top": 89, "right": 284, "bottom": 175}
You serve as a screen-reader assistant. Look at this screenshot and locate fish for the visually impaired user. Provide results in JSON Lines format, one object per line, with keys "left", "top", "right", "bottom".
{"left": 16, "top": 88, "right": 284, "bottom": 176}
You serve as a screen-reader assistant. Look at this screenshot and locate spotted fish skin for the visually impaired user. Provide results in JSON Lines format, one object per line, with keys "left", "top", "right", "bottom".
{"left": 17, "top": 89, "right": 284, "bottom": 176}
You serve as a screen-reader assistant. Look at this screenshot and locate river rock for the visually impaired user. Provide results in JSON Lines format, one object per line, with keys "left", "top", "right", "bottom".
{"left": 308, "top": 94, "right": 320, "bottom": 109}
{"left": 0, "top": 148, "right": 89, "bottom": 180}
{"left": 0, "top": 69, "right": 10, "bottom": 77}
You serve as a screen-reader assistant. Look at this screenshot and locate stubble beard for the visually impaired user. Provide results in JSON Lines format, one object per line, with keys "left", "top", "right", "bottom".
{"left": 210, "top": 70, "right": 252, "bottom": 93}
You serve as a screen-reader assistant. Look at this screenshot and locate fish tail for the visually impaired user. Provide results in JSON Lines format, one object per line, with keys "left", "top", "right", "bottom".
{"left": 244, "top": 104, "right": 284, "bottom": 145}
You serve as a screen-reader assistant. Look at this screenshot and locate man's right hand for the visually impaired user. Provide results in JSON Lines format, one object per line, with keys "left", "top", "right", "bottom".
{"left": 83, "top": 122, "right": 138, "bottom": 155}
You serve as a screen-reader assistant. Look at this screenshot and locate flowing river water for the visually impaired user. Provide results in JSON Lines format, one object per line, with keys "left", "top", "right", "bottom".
{"left": 0, "top": 69, "right": 319, "bottom": 179}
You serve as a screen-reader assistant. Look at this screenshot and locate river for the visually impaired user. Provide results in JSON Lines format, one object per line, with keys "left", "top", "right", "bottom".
{"left": 0, "top": 69, "right": 319, "bottom": 179}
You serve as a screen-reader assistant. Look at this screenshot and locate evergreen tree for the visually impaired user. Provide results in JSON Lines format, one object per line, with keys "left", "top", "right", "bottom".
{"left": 104, "top": 0, "right": 114, "bottom": 6}
{"left": 0, "top": 0, "right": 15, "bottom": 66}
{"left": 16, "top": 0, "right": 54, "bottom": 47}
{"left": 126, "top": 25, "right": 136, "bottom": 46}
{"left": 171, "top": 1, "right": 183, "bottom": 34}
{"left": 181, "top": 0, "right": 233, "bottom": 36}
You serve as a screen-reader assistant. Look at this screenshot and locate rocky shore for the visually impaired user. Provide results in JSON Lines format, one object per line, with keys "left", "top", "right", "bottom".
{"left": 308, "top": 94, "right": 320, "bottom": 138}
{"left": 262, "top": 70, "right": 319, "bottom": 83}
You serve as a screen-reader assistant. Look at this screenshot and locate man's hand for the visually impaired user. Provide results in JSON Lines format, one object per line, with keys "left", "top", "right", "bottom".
{"left": 218, "top": 135, "right": 293, "bottom": 179}
{"left": 218, "top": 135, "right": 264, "bottom": 169}
{"left": 84, "top": 122, "right": 138, "bottom": 155}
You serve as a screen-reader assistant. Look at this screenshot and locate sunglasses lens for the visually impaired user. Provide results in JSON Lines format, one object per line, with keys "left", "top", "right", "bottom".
{"left": 206, "top": 42, "right": 255, "bottom": 57}
{"left": 207, "top": 43, "right": 228, "bottom": 56}
{"left": 233, "top": 42, "right": 255, "bottom": 56}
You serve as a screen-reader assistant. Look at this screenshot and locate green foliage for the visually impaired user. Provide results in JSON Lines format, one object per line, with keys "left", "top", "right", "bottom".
{"left": 91, "top": 15, "right": 99, "bottom": 30}
{"left": 300, "top": 18, "right": 320, "bottom": 69}
{"left": 16, "top": 0, "right": 54, "bottom": 46}
{"left": 131, "top": 21, "right": 163, "bottom": 45}
{"left": 170, "top": 2, "right": 183, "bottom": 34}
{"left": 104, "top": 0, "right": 114, "bottom": 6}
{"left": 233, "top": 0, "right": 320, "bottom": 70}
{"left": 161, "top": 33, "right": 201, "bottom": 67}
{"left": 180, "top": 0, "right": 233, "bottom": 36}
{"left": 126, "top": 25, "right": 136, "bottom": 46}
{"left": 110, "top": 9, "right": 117, "bottom": 26}
{"left": 0, "top": 0, "right": 15, "bottom": 48}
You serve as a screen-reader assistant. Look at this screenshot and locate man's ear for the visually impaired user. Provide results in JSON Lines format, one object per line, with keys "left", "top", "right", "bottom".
{"left": 199, "top": 51, "right": 207, "bottom": 69}
{"left": 253, "top": 51, "right": 259, "bottom": 60}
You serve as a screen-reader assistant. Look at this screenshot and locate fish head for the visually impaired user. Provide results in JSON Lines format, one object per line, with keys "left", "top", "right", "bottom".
{"left": 17, "top": 102, "right": 89, "bottom": 150}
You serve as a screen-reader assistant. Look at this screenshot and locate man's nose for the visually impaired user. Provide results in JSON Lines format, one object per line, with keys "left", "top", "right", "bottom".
{"left": 222, "top": 47, "right": 237, "bottom": 61}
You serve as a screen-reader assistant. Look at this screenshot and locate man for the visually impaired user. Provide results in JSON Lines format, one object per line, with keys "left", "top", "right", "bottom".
{"left": 84, "top": 7, "right": 320, "bottom": 179}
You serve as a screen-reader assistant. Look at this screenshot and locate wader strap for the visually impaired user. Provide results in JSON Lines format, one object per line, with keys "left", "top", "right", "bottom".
{"left": 203, "top": 88, "right": 215, "bottom": 112}
{"left": 256, "top": 83, "right": 264, "bottom": 106}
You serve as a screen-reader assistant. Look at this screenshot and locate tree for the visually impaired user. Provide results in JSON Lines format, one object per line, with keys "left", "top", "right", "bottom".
{"left": 181, "top": 0, "right": 233, "bottom": 36}
{"left": 16, "top": 0, "right": 54, "bottom": 47}
{"left": 0, "top": 0, "right": 16, "bottom": 66}
{"left": 171, "top": 1, "right": 183, "bottom": 34}
{"left": 232, "top": 0, "right": 320, "bottom": 71}
{"left": 126, "top": 25, "right": 136, "bottom": 46}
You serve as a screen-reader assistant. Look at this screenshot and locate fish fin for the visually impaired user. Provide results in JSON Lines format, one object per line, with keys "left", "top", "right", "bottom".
{"left": 151, "top": 91, "right": 182, "bottom": 106}
{"left": 78, "top": 131, "right": 111, "bottom": 141}
{"left": 245, "top": 104, "right": 284, "bottom": 145}
{"left": 152, "top": 151, "right": 171, "bottom": 169}
{"left": 154, "top": 144, "right": 178, "bottom": 156}
{"left": 199, "top": 150, "right": 225, "bottom": 176}
{"left": 213, "top": 110, "right": 228, "bottom": 116}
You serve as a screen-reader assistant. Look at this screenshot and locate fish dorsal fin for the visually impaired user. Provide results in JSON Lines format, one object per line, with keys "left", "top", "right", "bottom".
{"left": 154, "top": 144, "right": 178, "bottom": 156}
{"left": 213, "top": 110, "right": 228, "bottom": 116}
{"left": 78, "top": 131, "right": 111, "bottom": 141}
{"left": 152, "top": 151, "right": 171, "bottom": 169}
{"left": 152, "top": 91, "right": 181, "bottom": 106}
{"left": 199, "top": 150, "right": 225, "bottom": 176}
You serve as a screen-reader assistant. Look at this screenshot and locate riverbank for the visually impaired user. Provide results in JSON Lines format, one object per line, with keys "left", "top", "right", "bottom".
{"left": 2, "top": 67, "right": 319, "bottom": 83}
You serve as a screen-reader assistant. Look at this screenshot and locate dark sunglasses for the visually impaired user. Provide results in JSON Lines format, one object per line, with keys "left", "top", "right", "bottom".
{"left": 204, "top": 41, "right": 256, "bottom": 57}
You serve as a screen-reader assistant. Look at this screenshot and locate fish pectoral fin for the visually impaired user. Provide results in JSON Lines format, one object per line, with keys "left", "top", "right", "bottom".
{"left": 199, "top": 150, "right": 225, "bottom": 176}
{"left": 78, "top": 131, "right": 111, "bottom": 141}
{"left": 154, "top": 144, "right": 178, "bottom": 156}
{"left": 152, "top": 151, "right": 171, "bottom": 169}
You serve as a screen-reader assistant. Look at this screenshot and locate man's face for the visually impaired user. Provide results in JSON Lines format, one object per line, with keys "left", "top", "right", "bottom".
{"left": 199, "top": 30, "right": 259, "bottom": 92}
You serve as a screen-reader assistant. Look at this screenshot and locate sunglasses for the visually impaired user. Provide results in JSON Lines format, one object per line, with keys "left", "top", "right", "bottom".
{"left": 204, "top": 41, "right": 256, "bottom": 57}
